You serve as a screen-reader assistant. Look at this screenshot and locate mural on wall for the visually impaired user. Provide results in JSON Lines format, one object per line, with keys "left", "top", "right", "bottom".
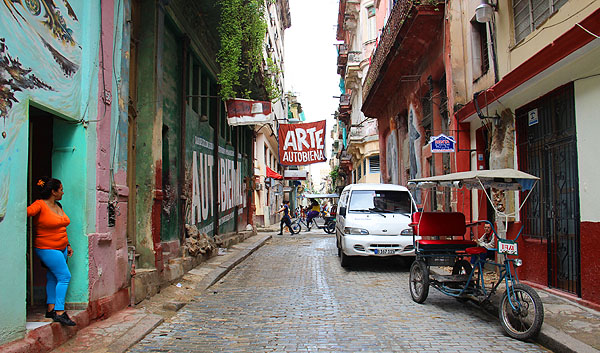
{"left": 3, "top": 0, "right": 80, "bottom": 76}
{"left": 386, "top": 130, "right": 398, "bottom": 185}
{"left": 0, "top": 38, "right": 53, "bottom": 134}
{"left": 0, "top": 0, "right": 81, "bottom": 225}
{"left": 408, "top": 106, "right": 421, "bottom": 180}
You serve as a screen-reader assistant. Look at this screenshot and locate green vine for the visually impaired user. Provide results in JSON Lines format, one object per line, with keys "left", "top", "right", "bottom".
{"left": 329, "top": 165, "right": 340, "bottom": 190}
{"left": 264, "top": 57, "right": 282, "bottom": 100}
{"left": 217, "top": 0, "right": 268, "bottom": 100}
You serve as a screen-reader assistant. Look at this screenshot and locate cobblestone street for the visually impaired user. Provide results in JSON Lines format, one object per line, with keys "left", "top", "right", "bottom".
{"left": 129, "top": 232, "right": 549, "bottom": 352}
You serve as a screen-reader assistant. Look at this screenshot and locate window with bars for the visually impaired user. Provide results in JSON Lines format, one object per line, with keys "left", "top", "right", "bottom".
{"left": 358, "top": 165, "right": 362, "bottom": 180}
{"left": 369, "top": 155, "right": 380, "bottom": 173}
{"left": 471, "top": 20, "right": 489, "bottom": 79}
{"left": 513, "top": 0, "right": 568, "bottom": 44}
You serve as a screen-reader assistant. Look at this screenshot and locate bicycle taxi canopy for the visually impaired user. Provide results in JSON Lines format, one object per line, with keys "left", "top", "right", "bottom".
{"left": 407, "top": 168, "right": 539, "bottom": 191}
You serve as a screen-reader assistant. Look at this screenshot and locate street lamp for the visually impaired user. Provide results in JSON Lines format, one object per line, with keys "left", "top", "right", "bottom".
{"left": 475, "top": 0, "right": 495, "bottom": 23}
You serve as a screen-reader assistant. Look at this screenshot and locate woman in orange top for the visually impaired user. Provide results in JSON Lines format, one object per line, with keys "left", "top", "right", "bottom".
{"left": 27, "top": 177, "right": 76, "bottom": 326}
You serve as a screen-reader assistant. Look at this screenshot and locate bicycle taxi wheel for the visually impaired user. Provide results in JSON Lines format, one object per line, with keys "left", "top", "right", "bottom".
{"left": 498, "top": 283, "right": 544, "bottom": 340}
{"left": 409, "top": 260, "right": 429, "bottom": 303}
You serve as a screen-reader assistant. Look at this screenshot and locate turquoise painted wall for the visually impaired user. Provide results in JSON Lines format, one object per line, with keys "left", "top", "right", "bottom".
{"left": 0, "top": 0, "right": 100, "bottom": 344}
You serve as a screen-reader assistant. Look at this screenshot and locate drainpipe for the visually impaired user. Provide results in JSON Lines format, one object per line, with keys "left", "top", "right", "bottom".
{"left": 249, "top": 131, "right": 257, "bottom": 227}
{"left": 179, "top": 35, "right": 189, "bottom": 247}
{"left": 488, "top": 18, "right": 499, "bottom": 83}
{"left": 127, "top": 245, "right": 136, "bottom": 306}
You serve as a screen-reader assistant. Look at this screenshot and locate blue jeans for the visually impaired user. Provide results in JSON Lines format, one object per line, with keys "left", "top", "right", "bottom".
{"left": 34, "top": 247, "right": 71, "bottom": 311}
{"left": 306, "top": 211, "right": 319, "bottom": 227}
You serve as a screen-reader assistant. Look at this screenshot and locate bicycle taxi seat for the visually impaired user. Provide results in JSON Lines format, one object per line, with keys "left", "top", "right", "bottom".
{"left": 410, "top": 212, "right": 477, "bottom": 252}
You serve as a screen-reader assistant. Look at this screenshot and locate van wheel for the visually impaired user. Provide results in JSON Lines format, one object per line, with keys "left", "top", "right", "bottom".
{"left": 340, "top": 252, "right": 353, "bottom": 268}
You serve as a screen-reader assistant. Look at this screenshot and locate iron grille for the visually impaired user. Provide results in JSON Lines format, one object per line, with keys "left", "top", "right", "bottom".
{"left": 516, "top": 82, "right": 580, "bottom": 296}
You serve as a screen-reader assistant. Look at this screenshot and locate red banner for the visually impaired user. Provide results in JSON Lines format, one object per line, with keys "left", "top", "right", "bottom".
{"left": 278, "top": 121, "right": 327, "bottom": 166}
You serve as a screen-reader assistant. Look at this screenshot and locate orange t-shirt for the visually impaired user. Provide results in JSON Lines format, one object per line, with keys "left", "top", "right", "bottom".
{"left": 27, "top": 199, "right": 70, "bottom": 249}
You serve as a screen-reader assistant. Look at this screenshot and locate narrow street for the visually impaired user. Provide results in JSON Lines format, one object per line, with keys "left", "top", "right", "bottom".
{"left": 129, "top": 232, "right": 548, "bottom": 352}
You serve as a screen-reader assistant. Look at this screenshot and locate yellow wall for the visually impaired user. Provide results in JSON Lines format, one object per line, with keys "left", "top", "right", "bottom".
{"left": 495, "top": 0, "right": 599, "bottom": 78}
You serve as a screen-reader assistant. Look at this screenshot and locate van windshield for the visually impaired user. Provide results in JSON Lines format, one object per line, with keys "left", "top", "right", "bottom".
{"left": 348, "top": 190, "right": 413, "bottom": 215}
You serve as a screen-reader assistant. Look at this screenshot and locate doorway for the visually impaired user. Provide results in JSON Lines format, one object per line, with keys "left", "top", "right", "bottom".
{"left": 27, "top": 106, "right": 54, "bottom": 320}
{"left": 516, "top": 83, "right": 581, "bottom": 296}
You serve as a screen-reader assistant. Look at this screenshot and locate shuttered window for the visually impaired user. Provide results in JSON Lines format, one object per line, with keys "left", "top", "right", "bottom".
{"left": 369, "top": 155, "right": 380, "bottom": 173}
{"left": 513, "top": 0, "right": 568, "bottom": 44}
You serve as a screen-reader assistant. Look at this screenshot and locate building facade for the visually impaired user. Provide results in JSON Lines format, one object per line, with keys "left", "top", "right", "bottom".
{"left": 0, "top": 0, "right": 291, "bottom": 348}
{"left": 0, "top": 0, "right": 130, "bottom": 344}
{"left": 359, "top": 0, "right": 600, "bottom": 308}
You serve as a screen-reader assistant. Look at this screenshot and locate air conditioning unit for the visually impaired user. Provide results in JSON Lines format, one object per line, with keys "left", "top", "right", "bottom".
{"left": 255, "top": 183, "right": 263, "bottom": 191}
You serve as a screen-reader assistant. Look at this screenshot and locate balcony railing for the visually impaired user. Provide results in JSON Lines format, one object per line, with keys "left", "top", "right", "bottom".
{"left": 363, "top": 0, "right": 415, "bottom": 101}
{"left": 339, "top": 94, "right": 351, "bottom": 106}
{"left": 347, "top": 51, "right": 361, "bottom": 65}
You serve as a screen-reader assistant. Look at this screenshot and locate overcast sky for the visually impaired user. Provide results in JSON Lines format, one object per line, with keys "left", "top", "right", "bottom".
{"left": 284, "top": 0, "right": 340, "bottom": 187}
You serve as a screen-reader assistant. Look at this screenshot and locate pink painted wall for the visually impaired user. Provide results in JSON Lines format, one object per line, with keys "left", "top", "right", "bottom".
{"left": 89, "top": 0, "right": 129, "bottom": 302}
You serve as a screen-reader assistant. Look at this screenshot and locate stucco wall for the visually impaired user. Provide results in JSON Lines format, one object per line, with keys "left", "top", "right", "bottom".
{"left": 495, "top": 0, "right": 599, "bottom": 78}
{"left": 0, "top": 0, "right": 98, "bottom": 344}
{"left": 575, "top": 75, "right": 600, "bottom": 222}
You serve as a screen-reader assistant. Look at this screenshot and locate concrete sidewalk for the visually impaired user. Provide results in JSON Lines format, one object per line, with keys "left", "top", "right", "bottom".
{"left": 482, "top": 281, "right": 600, "bottom": 353}
{"left": 48, "top": 232, "right": 600, "bottom": 353}
{"left": 48, "top": 234, "right": 272, "bottom": 353}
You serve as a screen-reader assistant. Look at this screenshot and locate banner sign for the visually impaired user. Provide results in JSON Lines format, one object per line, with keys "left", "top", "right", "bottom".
{"left": 279, "top": 121, "right": 327, "bottom": 165}
{"left": 284, "top": 170, "right": 308, "bottom": 180}
{"left": 226, "top": 98, "right": 273, "bottom": 126}
{"left": 430, "top": 134, "right": 456, "bottom": 153}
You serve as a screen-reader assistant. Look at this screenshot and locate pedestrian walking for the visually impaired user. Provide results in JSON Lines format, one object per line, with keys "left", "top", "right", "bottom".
{"left": 276, "top": 200, "right": 293, "bottom": 235}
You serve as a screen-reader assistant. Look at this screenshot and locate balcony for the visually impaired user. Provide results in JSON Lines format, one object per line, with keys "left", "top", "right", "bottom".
{"left": 336, "top": 43, "right": 348, "bottom": 75}
{"left": 343, "top": 0, "right": 360, "bottom": 31}
{"left": 345, "top": 51, "right": 362, "bottom": 90}
{"left": 362, "top": 0, "right": 444, "bottom": 117}
{"left": 339, "top": 94, "right": 351, "bottom": 106}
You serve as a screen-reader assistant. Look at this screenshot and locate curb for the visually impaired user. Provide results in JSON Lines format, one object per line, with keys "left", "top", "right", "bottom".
{"left": 197, "top": 235, "right": 272, "bottom": 291}
{"left": 106, "top": 313, "right": 164, "bottom": 353}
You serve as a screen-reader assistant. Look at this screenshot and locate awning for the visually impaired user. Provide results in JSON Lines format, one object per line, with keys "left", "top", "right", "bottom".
{"left": 302, "top": 193, "right": 340, "bottom": 199}
{"left": 266, "top": 167, "right": 283, "bottom": 180}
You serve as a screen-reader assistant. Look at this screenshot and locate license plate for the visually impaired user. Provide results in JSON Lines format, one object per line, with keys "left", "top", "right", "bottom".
{"left": 373, "top": 248, "right": 396, "bottom": 255}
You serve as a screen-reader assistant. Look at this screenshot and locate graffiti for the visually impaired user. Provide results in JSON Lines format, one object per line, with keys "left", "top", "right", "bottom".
{"left": 0, "top": 37, "right": 52, "bottom": 125}
{"left": 2, "top": 0, "right": 80, "bottom": 76}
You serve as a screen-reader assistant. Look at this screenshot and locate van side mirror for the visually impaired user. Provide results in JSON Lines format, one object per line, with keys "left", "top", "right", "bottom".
{"left": 339, "top": 206, "right": 347, "bottom": 216}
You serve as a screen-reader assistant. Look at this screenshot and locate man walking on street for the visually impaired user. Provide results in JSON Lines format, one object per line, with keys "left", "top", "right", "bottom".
{"left": 277, "top": 200, "right": 293, "bottom": 235}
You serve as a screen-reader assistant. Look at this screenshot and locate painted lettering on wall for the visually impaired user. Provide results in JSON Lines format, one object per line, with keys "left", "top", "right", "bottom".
{"left": 191, "top": 149, "right": 247, "bottom": 226}
{"left": 191, "top": 151, "right": 214, "bottom": 225}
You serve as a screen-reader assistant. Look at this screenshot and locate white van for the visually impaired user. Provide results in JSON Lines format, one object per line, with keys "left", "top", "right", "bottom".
{"left": 335, "top": 183, "right": 418, "bottom": 267}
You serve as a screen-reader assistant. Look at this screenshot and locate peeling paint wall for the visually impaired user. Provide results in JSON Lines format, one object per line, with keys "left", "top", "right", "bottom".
{"left": 0, "top": 0, "right": 130, "bottom": 344}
